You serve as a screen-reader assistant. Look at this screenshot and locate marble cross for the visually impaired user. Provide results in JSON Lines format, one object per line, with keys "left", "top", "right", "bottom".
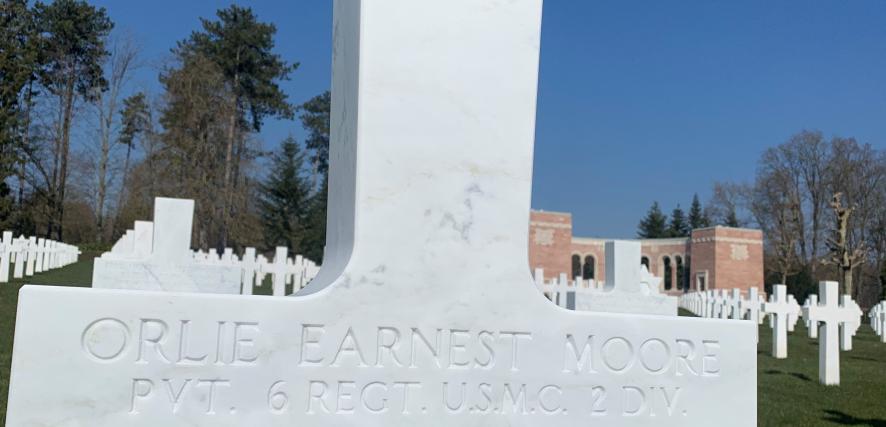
{"left": 838, "top": 294, "right": 862, "bottom": 351}
{"left": 726, "top": 289, "right": 742, "bottom": 320}
{"left": 6, "top": 1, "right": 756, "bottom": 425}
{"left": 33, "top": 238, "right": 45, "bottom": 273}
{"left": 240, "top": 247, "right": 259, "bottom": 295}
{"left": 263, "top": 246, "right": 289, "bottom": 296}
{"left": 763, "top": 285, "right": 800, "bottom": 359}
{"left": 787, "top": 295, "right": 800, "bottom": 332}
{"left": 802, "top": 281, "right": 863, "bottom": 385}
{"left": 740, "top": 287, "right": 763, "bottom": 324}
{"left": 12, "top": 236, "right": 27, "bottom": 278}
{"left": 24, "top": 236, "right": 37, "bottom": 276}
{"left": 874, "top": 303, "right": 886, "bottom": 343}
{"left": 803, "top": 294, "right": 819, "bottom": 339}
{"left": 0, "top": 231, "right": 12, "bottom": 283}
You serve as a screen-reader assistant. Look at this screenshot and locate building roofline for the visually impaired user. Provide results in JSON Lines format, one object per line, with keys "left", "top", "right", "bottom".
{"left": 530, "top": 209, "right": 572, "bottom": 217}
{"left": 692, "top": 225, "right": 762, "bottom": 233}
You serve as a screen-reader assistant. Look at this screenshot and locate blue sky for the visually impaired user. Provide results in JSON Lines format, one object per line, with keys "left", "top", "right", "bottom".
{"left": 91, "top": 0, "right": 886, "bottom": 238}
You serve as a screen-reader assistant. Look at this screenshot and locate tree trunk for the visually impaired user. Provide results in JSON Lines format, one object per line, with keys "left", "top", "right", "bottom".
{"left": 220, "top": 68, "right": 239, "bottom": 250}
{"left": 843, "top": 267, "right": 853, "bottom": 297}
{"left": 96, "top": 91, "right": 110, "bottom": 243}
{"left": 113, "top": 142, "right": 133, "bottom": 235}
{"left": 56, "top": 74, "right": 76, "bottom": 241}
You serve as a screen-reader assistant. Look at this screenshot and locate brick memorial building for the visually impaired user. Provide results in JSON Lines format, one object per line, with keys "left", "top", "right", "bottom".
{"left": 529, "top": 210, "right": 764, "bottom": 295}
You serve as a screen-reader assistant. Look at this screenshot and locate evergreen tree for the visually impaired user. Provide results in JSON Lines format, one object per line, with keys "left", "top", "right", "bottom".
{"left": 725, "top": 209, "right": 741, "bottom": 227}
{"left": 34, "top": 0, "right": 113, "bottom": 239}
{"left": 258, "top": 136, "right": 312, "bottom": 253}
{"left": 688, "top": 193, "right": 709, "bottom": 230}
{"left": 302, "top": 179, "right": 327, "bottom": 263}
{"left": 177, "top": 5, "right": 298, "bottom": 247}
{"left": 668, "top": 205, "right": 689, "bottom": 237}
{"left": 299, "top": 91, "right": 331, "bottom": 184}
{"left": 298, "top": 90, "right": 331, "bottom": 262}
{"left": 638, "top": 202, "right": 669, "bottom": 238}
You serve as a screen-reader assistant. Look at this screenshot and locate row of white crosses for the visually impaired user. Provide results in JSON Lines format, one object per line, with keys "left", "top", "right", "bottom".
{"left": 532, "top": 268, "right": 600, "bottom": 308}
{"left": 193, "top": 245, "right": 321, "bottom": 296}
{"left": 679, "top": 287, "right": 766, "bottom": 324}
{"left": 870, "top": 301, "right": 886, "bottom": 343}
{"left": 682, "top": 282, "right": 865, "bottom": 386}
{"left": 0, "top": 231, "right": 80, "bottom": 283}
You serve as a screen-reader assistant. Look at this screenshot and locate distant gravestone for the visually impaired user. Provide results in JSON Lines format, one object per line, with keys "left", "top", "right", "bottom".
{"left": 802, "top": 281, "right": 863, "bottom": 385}
{"left": 6, "top": 1, "right": 755, "bottom": 425}
{"left": 838, "top": 294, "right": 862, "bottom": 351}
{"left": 574, "top": 240, "right": 677, "bottom": 316}
{"left": 803, "top": 295, "right": 819, "bottom": 339}
{"left": 763, "top": 285, "right": 799, "bottom": 359}
{"left": 0, "top": 231, "right": 12, "bottom": 283}
{"left": 92, "top": 197, "right": 241, "bottom": 294}
{"left": 25, "top": 236, "right": 37, "bottom": 276}
{"left": 740, "top": 287, "right": 763, "bottom": 325}
{"left": 240, "top": 247, "right": 259, "bottom": 295}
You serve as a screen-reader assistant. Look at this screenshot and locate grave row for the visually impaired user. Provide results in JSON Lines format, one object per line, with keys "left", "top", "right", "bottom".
{"left": 0, "top": 231, "right": 80, "bottom": 283}
{"left": 94, "top": 197, "right": 320, "bottom": 296}
{"left": 680, "top": 282, "right": 866, "bottom": 385}
{"left": 193, "top": 245, "right": 321, "bottom": 295}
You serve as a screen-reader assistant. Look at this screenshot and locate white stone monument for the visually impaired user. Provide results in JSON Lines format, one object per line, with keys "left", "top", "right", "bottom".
{"left": 763, "top": 285, "right": 799, "bottom": 359}
{"left": 6, "top": 1, "right": 756, "bottom": 425}
{"left": 92, "top": 197, "right": 241, "bottom": 294}
{"left": 575, "top": 240, "right": 678, "bottom": 316}
{"left": 802, "top": 281, "right": 863, "bottom": 386}
{"left": 803, "top": 294, "right": 819, "bottom": 339}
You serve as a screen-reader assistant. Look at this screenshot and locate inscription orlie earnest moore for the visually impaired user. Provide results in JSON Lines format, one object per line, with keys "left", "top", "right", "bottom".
{"left": 80, "top": 318, "right": 722, "bottom": 418}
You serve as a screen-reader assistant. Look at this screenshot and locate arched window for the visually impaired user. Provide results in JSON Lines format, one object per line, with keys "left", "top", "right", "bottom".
{"left": 571, "top": 254, "right": 581, "bottom": 279}
{"left": 684, "top": 255, "right": 692, "bottom": 291}
{"left": 582, "top": 256, "right": 595, "bottom": 280}
{"left": 641, "top": 256, "right": 650, "bottom": 269}
{"left": 675, "top": 256, "right": 684, "bottom": 291}
{"left": 663, "top": 256, "right": 672, "bottom": 290}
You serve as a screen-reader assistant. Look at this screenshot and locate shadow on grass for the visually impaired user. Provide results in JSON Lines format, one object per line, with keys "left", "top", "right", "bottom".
{"left": 822, "top": 410, "right": 886, "bottom": 427}
{"left": 763, "top": 369, "right": 813, "bottom": 382}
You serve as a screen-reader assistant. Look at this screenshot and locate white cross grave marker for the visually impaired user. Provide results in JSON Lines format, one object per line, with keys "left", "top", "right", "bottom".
{"left": 763, "top": 284, "right": 800, "bottom": 359}
{"left": 240, "top": 247, "right": 258, "bottom": 295}
{"left": 0, "top": 231, "right": 12, "bottom": 283}
{"left": 838, "top": 294, "right": 862, "bottom": 352}
{"left": 802, "top": 281, "right": 863, "bottom": 385}
{"left": 803, "top": 295, "right": 819, "bottom": 339}
{"left": 25, "top": 236, "right": 37, "bottom": 276}
{"left": 6, "top": 2, "right": 755, "bottom": 425}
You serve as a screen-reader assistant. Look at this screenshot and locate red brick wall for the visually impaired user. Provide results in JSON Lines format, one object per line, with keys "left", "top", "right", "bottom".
{"left": 529, "top": 212, "right": 764, "bottom": 296}
{"left": 528, "top": 211, "right": 573, "bottom": 282}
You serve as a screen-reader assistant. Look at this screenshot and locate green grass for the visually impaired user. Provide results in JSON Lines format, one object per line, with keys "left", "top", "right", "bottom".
{"left": 2, "top": 260, "right": 885, "bottom": 425}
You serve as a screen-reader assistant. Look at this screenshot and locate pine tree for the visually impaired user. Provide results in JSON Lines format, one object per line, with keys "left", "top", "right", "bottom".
{"left": 668, "top": 205, "right": 689, "bottom": 237}
{"left": 34, "top": 0, "right": 114, "bottom": 240}
{"left": 688, "top": 193, "right": 709, "bottom": 230}
{"left": 638, "top": 202, "right": 669, "bottom": 238}
{"left": 258, "top": 136, "right": 312, "bottom": 253}
{"left": 725, "top": 209, "right": 741, "bottom": 227}
{"left": 177, "top": 5, "right": 298, "bottom": 247}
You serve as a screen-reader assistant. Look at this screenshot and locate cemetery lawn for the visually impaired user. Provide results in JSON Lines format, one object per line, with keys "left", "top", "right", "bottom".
{"left": 1, "top": 268, "right": 885, "bottom": 425}
{"left": 681, "top": 309, "right": 886, "bottom": 426}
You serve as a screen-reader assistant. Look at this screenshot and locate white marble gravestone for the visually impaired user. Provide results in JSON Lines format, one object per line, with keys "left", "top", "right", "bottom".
{"left": 803, "top": 294, "right": 819, "bottom": 339}
{"left": 6, "top": 1, "right": 755, "bottom": 425}
{"left": 802, "top": 281, "right": 863, "bottom": 385}
{"left": 0, "top": 231, "right": 11, "bottom": 283}
{"left": 92, "top": 197, "right": 241, "bottom": 294}
{"left": 574, "top": 240, "right": 677, "bottom": 316}
{"left": 763, "top": 285, "right": 799, "bottom": 359}
{"left": 838, "top": 294, "right": 862, "bottom": 352}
